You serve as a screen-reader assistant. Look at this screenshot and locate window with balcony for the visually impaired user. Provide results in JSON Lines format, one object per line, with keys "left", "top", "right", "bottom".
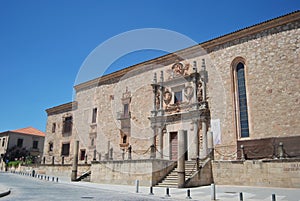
{"left": 63, "top": 116, "right": 72, "bottom": 134}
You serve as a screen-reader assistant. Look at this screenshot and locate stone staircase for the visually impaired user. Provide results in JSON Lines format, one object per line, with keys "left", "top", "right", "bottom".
{"left": 156, "top": 161, "right": 197, "bottom": 187}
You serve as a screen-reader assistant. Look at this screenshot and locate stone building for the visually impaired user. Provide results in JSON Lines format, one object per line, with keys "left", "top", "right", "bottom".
{"left": 43, "top": 11, "right": 300, "bottom": 188}
{"left": 0, "top": 127, "right": 45, "bottom": 170}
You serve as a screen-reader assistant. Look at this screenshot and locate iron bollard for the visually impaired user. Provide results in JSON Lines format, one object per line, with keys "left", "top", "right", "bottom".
{"left": 211, "top": 183, "right": 216, "bottom": 200}
{"left": 165, "top": 187, "right": 170, "bottom": 197}
{"left": 272, "top": 194, "right": 276, "bottom": 201}
{"left": 239, "top": 192, "right": 243, "bottom": 201}
{"left": 149, "top": 186, "right": 154, "bottom": 195}
{"left": 186, "top": 189, "right": 192, "bottom": 199}
{"left": 135, "top": 180, "right": 139, "bottom": 193}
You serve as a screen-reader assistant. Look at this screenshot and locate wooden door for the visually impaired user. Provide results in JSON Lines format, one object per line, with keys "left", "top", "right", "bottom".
{"left": 170, "top": 132, "right": 178, "bottom": 161}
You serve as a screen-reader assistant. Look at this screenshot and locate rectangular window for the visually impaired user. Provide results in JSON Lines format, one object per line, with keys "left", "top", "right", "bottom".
{"left": 2, "top": 138, "right": 5, "bottom": 147}
{"left": 33, "top": 141, "right": 38, "bottom": 149}
{"left": 124, "top": 104, "right": 129, "bottom": 116}
{"left": 174, "top": 91, "right": 182, "bottom": 104}
{"left": 17, "top": 138, "right": 23, "bottom": 148}
{"left": 92, "top": 108, "right": 97, "bottom": 123}
{"left": 80, "top": 149, "right": 86, "bottom": 161}
{"left": 49, "top": 142, "right": 53, "bottom": 152}
{"left": 63, "top": 116, "right": 72, "bottom": 134}
{"left": 61, "top": 143, "right": 70, "bottom": 156}
{"left": 52, "top": 123, "right": 56, "bottom": 133}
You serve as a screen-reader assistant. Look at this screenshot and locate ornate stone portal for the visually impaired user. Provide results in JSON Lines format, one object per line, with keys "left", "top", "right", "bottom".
{"left": 149, "top": 59, "right": 210, "bottom": 161}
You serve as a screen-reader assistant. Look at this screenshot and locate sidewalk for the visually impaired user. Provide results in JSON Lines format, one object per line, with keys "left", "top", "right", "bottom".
{"left": 59, "top": 178, "right": 300, "bottom": 201}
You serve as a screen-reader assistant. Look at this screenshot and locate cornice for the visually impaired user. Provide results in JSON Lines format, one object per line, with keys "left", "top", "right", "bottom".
{"left": 46, "top": 101, "right": 77, "bottom": 116}
{"left": 74, "top": 11, "right": 300, "bottom": 92}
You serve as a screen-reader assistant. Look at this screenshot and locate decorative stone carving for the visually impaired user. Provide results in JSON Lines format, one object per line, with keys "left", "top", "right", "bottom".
{"left": 184, "top": 85, "right": 194, "bottom": 102}
{"left": 197, "top": 81, "right": 203, "bottom": 102}
{"left": 167, "top": 62, "right": 190, "bottom": 79}
{"left": 163, "top": 89, "right": 172, "bottom": 105}
{"left": 156, "top": 91, "right": 160, "bottom": 109}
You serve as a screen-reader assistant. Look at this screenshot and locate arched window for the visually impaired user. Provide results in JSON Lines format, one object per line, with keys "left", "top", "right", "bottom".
{"left": 233, "top": 60, "right": 250, "bottom": 138}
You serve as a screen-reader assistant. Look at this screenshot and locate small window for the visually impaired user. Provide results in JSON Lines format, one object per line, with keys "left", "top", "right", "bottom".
{"left": 63, "top": 116, "right": 72, "bottom": 134}
{"left": 122, "top": 135, "right": 127, "bottom": 144}
{"left": 80, "top": 149, "right": 86, "bottom": 161}
{"left": 174, "top": 91, "right": 182, "bottom": 104}
{"left": 92, "top": 108, "right": 97, "bottom": 123}
{"left": 52, "top": 123, "right": 56, "bottom": 133}
{"left": 33, "top": 141, "right": 38, "bottom": 149}
{"left": 61, "top": 143, "right": 70, "bottom": 156}
{"left": 2, "top": 138, "right": 5, "bottom": 147}
{"left": 17, "top": 138, "right": 23, "bottom": 148}
{"left": 49, "top": 142, "right": 53, "bottom": 152}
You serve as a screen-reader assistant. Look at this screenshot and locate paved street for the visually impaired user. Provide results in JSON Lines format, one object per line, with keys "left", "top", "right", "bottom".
{"left": 0, "top": 172, "right": 168, "bottom": 201}
{"left": 1, "top": 172, "right": 300, "bottom": 201}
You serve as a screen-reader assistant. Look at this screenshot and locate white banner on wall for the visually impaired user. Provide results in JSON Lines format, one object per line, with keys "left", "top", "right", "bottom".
{"left": 211, "top": 119, "right": 221, "bottom": 145}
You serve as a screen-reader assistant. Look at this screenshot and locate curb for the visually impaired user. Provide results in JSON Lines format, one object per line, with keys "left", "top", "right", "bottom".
{"left": 0, "top": 189, "right": 11, "bottom": 198}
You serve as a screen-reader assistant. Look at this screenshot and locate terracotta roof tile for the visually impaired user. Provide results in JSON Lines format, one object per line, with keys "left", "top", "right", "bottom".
{"left": 12, "top": 127, "right": 45, "bottom": 137}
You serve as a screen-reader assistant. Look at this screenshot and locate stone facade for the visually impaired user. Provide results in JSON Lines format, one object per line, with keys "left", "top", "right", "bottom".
{"left": 43, "top": 11, "right": 300, "bottom": 187}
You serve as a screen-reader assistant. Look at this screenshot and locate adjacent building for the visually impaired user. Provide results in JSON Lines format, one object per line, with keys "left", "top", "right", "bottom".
{"left": 0, "top": 127, "right": 45, "bottom": 170}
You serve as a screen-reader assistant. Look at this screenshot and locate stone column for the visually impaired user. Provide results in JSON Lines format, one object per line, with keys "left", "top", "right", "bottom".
{"left": 158, "top": 126, "right": 163, "bottom": 159}
{"left": 201, "top": 59, "right": 207, "bottom": 102}
{"left": 191, "top": 120, "right": 199, "bottom": 159}
{"left": 152, "top": 73, "right": 157, "bottom": 112}
{"left": 202, "top": 120, "right": 208, "bottom": 158}
{"left": 71, "top": 140, "right": 79, "bottom": 181}
{"left": 178, "top": 130, "right": 186, "bottom": 188}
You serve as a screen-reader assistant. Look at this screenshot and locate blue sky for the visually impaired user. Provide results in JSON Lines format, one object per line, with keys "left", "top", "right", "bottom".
{"left": 0, "top": 0, "right": 299, "bottom": 132}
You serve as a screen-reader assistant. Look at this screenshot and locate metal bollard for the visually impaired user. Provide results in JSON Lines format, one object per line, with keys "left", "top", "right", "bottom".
{"left": 135, "top": 180, "right": 139, "bottom": 193}
{"left": 41, "top": 175, "right": 43, "bottom": 180}
{"left": 56, "top": 177, "right": 58, "bottom": 182}
{"left": 47, "top": 176, "right": 49, "bottom": 181}
{"left": 239, "top": 192, "right": 243, "bottom": 201}
{"left": 272, "top": 194, "right": 276, "bottom": 201}
{"left": 165, "top": 187, "right": 170, "bottom": 197}
{"left": 211, "top": 183, "right": 216, "bottom": 200}
{"left": 186, "top": 189, "right": 192, "bottom": 199}
{"left": 149, "top": 186, "right": 154, "bottom": 195}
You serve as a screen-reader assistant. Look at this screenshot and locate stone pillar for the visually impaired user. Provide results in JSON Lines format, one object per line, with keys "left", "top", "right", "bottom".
{"left": 207, "top": 131, "right": 214, "bottom": 159}
{"left": 178, "top": 130, "right": 186, "bottom": 188}
{"left": 159, "top": 71, "right": 164, "bottom": 112}
{"left": 192, "top": 61, "right": 199, "bottom": 109}
{"left": 191, "top": 120, "right": 199, "bottom": 159}
{"left": 152, "top": 73, "right": 157, "bottom": 112}
{"left": 202, "top": 120, "right": 208, "bottom": 158}
{"left": 71, "top": 140, "right": 79, "bottom": 181}
{"left": 201, "top": 59, "right": 207, "bottom": 102}
{"left": 158, "top": 126, "right": 163, "bottom": 159}
{"left": 151, "top": 125, "right": 156, "bottom": 158}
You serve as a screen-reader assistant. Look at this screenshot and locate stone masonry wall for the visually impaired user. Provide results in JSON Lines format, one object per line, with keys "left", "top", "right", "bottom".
{"left": 212, "top": 159, "right": 300, "bottom": 188}
{"left": 207, "top": 21, "right": 300, "bottom": 160}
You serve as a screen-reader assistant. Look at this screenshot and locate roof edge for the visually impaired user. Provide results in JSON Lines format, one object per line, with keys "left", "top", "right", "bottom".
{"left": 74, "top": 10, "right": 300, "bottom": 91}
